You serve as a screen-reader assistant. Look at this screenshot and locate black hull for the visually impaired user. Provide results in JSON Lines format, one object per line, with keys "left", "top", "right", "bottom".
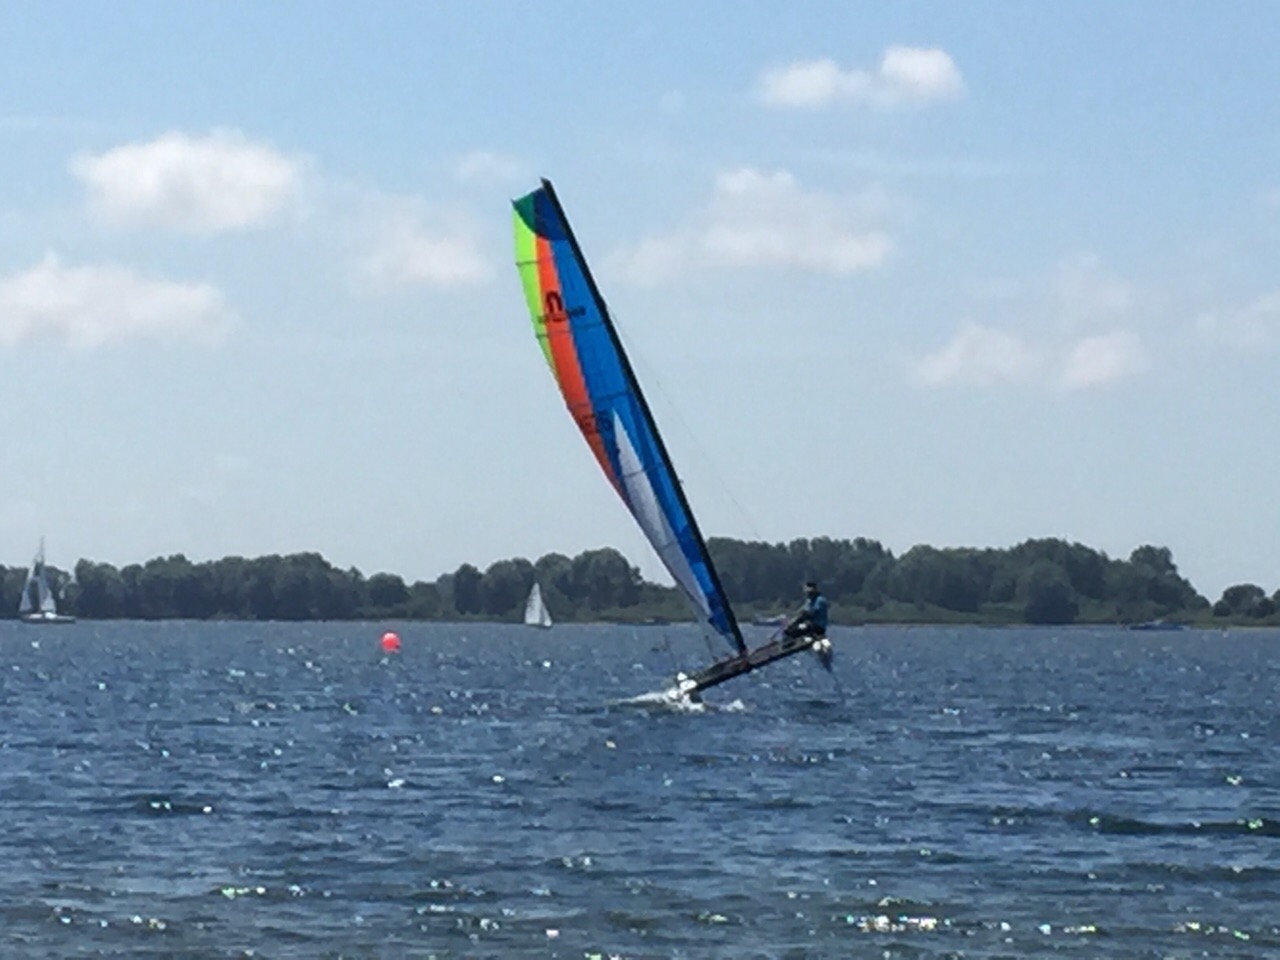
{"left": 679, "top": 634, "right": 831, "bottom": 695}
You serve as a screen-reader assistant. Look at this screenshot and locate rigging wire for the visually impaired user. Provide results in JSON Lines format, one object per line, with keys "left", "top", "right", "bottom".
{"left": 603, "top": 305, "right": 763, "bottom": 661}
{"left": 610, "top": 309, "right": 766, "bottom": 545}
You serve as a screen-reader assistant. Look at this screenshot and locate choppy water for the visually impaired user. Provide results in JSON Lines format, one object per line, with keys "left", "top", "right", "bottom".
{"left": 1, "top": 621, "right": 1277, "bottom": 958}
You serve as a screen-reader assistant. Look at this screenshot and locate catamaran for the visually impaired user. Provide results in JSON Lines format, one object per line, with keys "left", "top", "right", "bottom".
{"left": 512, "top": 179, "right": 832, "bottom": 697}
{"left": 18, "top": 539, "right": 75, "bottom": 625}
{"left": 524, "top": 581, "right": 553, "bottom": 629}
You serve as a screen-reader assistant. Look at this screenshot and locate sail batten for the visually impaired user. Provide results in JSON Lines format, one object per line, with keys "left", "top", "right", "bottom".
{"left": 513, "top": 180, "right": 745, "bottom": 656}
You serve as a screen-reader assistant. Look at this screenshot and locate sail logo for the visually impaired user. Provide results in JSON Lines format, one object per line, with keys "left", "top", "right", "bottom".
{"left": 543, "top": 291, "right": 585, "bottom": 324}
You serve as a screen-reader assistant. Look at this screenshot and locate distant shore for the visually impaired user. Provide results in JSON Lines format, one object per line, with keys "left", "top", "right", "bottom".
{"left": 7, "top": 537, "right": 1279, "bottom": 628}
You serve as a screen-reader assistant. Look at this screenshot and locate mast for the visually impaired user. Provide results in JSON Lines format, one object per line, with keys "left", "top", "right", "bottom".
{"left": 537, "top": 178, "right": 747, "bottom": 656}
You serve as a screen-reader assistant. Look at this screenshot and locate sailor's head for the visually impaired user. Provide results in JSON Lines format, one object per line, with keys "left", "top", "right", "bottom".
{"left": 804, "top": 580, "right": 819, "bottom": 597}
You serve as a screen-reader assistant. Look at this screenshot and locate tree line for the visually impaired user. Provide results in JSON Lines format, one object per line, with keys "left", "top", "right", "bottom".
{"left": 2, "top": 536, "right": 1277, "bottom": 625}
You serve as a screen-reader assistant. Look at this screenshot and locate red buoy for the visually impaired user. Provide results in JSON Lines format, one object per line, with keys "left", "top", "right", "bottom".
{"left": 380, "top": 631, "right": 401, "bottom": 654}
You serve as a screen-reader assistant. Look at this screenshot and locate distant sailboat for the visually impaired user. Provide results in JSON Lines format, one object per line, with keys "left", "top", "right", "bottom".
{"left": 1126, "top": 618, "right": 1185, "bottom": 632}
{"left": 524, "top": 582, "right": 553, "bottom": 629}
{"left": 18, "top": 539, "right": 75, "bottom": 624}
{"left": 512, "top": 179, "right": 831, "bottom": 696}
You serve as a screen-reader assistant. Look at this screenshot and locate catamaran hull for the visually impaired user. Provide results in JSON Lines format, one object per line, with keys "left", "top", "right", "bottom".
{"left": 678, "top": 635, "right": 833, "bottom": 696}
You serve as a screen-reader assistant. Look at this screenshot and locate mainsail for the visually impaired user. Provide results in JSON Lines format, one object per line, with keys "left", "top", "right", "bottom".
{"left": 19, "top": 540, "right": 60, "bottom": 617}
{"left": 513, "top": 179, "right": 746, "bottom": 657}
{"left": 524, "top": 582, "right": 553, "bottom": 629}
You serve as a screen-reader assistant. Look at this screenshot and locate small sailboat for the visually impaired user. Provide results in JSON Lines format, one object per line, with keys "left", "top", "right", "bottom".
{"left": 1126, "top": 618, "right": 1185, "bottom": 632}
{"left": 524, "top": 582, "right": 553, "bottom": 629}
{"left": 513, "top": 179, "right": 831, "bottom": 696}
{"left": 18, "top": 539, "right": 76, "bottom": 624}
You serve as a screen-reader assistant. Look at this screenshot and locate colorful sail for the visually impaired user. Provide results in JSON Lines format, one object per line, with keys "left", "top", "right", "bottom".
{"left": 513, "top": 180, "right": 745, "bottom": 656}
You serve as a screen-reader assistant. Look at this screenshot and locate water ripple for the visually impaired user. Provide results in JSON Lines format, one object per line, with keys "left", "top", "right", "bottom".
{"left": 1, "top": 621, "right": 1277, "bottom": 958}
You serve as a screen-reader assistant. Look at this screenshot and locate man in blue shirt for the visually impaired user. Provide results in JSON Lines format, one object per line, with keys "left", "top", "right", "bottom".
{"left": 785, "top": 580, "right": 828, "bottom": 642}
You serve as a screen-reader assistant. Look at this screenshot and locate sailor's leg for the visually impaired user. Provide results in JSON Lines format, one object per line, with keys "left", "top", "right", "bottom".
{"left": 812, "top": 635, "right": 834, "bottom": 671}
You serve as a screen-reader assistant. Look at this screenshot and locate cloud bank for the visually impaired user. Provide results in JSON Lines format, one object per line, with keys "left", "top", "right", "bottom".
{"left": 355, "top": 205, "right": 490, "bottom": 290}
{"left": 1196, "top": 290, "right": 1280, "bottom": 351}
{"left": 1059, "top": 330, "right": 1147, "bottom": 389}
{"left": 759, "top": 46, "right": 964, "bottom": 109}
{"left": 912, "top": 256, "right": 1150, "bottom": 392}
{"left": 912, "top": 323, "right": 1043, "bottom": 387}
{"left": 0, "top": 254, "right": 233, "bottom": 347}
{"left": 610, "top": 167, "right": 891, "bottom": 283}
{"left": 913, "top": 323, "right": 1146, "bottom": 392}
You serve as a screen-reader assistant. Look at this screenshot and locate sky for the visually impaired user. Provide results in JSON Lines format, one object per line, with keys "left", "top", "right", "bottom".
{"left": 2, "top": 2, "right": 1278, "bottom": 601}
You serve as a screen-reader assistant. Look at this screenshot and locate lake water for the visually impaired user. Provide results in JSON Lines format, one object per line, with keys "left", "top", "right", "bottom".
{"left": 1, "top": 621, "right": 1277, "bottom": 958}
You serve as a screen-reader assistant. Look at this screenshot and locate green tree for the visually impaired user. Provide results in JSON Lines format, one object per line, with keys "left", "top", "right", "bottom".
{"left": 0, "top": 565, "right": 20, "bottom": 615}
{"left": 74, "top": 560, "right": 127, "bottom": 618}
{"left": 1007, "top": 539, "right": 1108, "bottom": 600}
{"left": 1111, "top": 545, "right": 1206, "bottom": 617}
{"left": 1018, "top": 560, "right": 1079, "bottom": 624}
{"left": 884, "top": 546, "right": 990, "bottom": 613}
{"left": 1214, "top": 583, "right": 1271, "bottom": 618}
{"left": 452, "top": 563, "right": 483, "bottom": 616}
{"left": 318, "top": 567, "right": 363, "bottom": 619}
{"left": 479, "top": 558, "right": 535, "bottom": 618}
{"left": 367, "top": 572, "right": 409, "bottom": 612}
{"left": 571, "top": 547, "right": 641, "bottom": 610}
{"left": 405, "top": 581, "right": 444, "bottom": 618}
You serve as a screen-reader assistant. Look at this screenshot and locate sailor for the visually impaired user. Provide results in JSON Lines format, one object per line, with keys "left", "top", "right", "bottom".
{"left": 784, "top": 580, "right": 829, "bottom": 644}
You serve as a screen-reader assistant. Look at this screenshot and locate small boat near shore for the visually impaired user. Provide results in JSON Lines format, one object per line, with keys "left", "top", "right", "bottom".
{"left": 18, "top": 539, "right": 76, "bottom": 625}
{"left": 523, "top": 582, "right": 553, "bottom": 629}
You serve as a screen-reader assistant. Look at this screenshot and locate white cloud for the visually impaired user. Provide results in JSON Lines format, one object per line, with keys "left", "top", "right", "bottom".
{"left": 912, "top": 322, "right": 1042, "bottom": 387}
{"left": 1196, "top": 290, "right": 1280, "bottom": 350}
{"left": 71, "top": 129, "right": 299, "bottom": 233}
{"left": 1058, "top": 330, "right": 1146, "bottom": 390}
{"left": 880, "top": 46, "right": 966, "bottom": 102}
{"left": 759, "top": 46, "right": 964, "bottom": 109}
{"left": 915, "top": 254, "right": 1152, "bottom": 391}
{"left": 454, "top": 150, "right": 524, "bottom": 184}
{"left": 0, "top": 254, "right": 233, "bottom": 347}
{"left": 1052, "top": 254, "right": 1133, "bottom": 328}
{"left": 356, "top": 209, "right": 489, "bottom": 290}
{"left": 915, "top": 322, "right": 1146, "bottom": 392}
{"left": 610, "top": 167, "right": 891, "bottom": 282}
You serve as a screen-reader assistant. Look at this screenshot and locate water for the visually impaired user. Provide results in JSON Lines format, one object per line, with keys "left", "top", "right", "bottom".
{"left": 1, "top": 622, "right": 1277, "bottom": 958}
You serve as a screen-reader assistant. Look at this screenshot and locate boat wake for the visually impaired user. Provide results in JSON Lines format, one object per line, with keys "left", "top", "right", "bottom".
{"left": 613, "top": 687, "right": 706, "bottom": 712}
{"left": 612, "top": 687, "right": 747, "bottom": 713}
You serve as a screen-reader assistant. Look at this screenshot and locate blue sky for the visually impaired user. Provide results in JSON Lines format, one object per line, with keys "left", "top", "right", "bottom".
{"left": 2, "top": 2, "right": 1278, "bottom": 601}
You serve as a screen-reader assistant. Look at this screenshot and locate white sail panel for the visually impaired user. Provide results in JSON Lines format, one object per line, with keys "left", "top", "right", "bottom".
{"left": 613, "top": 411, "right": 711, "bottom": 619}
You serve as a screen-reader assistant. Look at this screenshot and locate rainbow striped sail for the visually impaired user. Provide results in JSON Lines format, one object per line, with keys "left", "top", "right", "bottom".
{"left": 513, "top": 180, "right": 745, "bottom": 656}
